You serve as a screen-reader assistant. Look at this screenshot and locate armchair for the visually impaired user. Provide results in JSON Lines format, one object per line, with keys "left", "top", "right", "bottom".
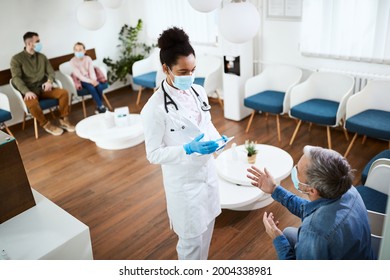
{"left": 355, "top": 160, "right": 389, "bottom": 259}
{"left": 132, "top": 48, "right": 163, "bottom": 106}
{"left": 9, "top": 79, "right": 60, "bottom": 139}
{"left": 289, "top": 71, "right": 354, "bottom": 149}
{"left": 344, "top": 80, "right": 390, "bottom": 157}
{"left": 59, "top": 61, "right": 113, "bottom": 118}
{"left": 0, "top": 92, "right": 14, "bottom": 138}
{"left": 243, "top": 65, "right": 302, "bottom": 141}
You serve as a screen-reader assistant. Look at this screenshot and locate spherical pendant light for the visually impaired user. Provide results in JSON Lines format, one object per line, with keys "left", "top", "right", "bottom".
{"left": 77, "top": 0, "right": 107, "bottom": 31}
{"left": 101, "top": 0, "right": 123, "bottom": 9}
{"left": 188, "top": 0, "right": 222, "bottom": 13}
{"left": 219, "top": 1, "right": 260, "bottom": 44}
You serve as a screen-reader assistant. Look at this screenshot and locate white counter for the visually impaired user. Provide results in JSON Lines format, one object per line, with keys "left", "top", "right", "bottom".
{"left": 0, "top": 189, "right": 93, "bottom": 260}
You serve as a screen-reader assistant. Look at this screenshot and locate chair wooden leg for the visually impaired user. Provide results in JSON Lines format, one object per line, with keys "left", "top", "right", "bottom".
{"left": 34, "top": 118, "right": 38, "bottom": 139}
{"left": 81, "top": 97, "right": 87, "bottom": 118}
{"left": 103, "top": 94, "right": 113, "bottom": 111}
{"left": 289, "top": 120, "right": 302, "bottom": 146}
{"left": 344, "top": 133, "right": 358, "bottom": 158}
{"left": 276, "top": 114, "right": 281, "bottom": 142}
{"left": 245, "top": 111, "right": 256, "bottom": 133}
{"left": 343, "top": 128, "right": 349, "bottom": 141}
{"left": 22, "top": 112, "right": 26, "bottom": 130}
{"left": 136, "top": 87, "right": 143, "bottom": 106}
{"left": 4, "top": 125, "right": 15, "bottom": 138}
{"left": 326, "top": 126, "right": 332, "bottom": 149}
{"left": 308, "top": 122, "right": 312, "bottom": 131}
{"left": 340, "top": 119, "right": 349, "bottom": 141}
{"left": 362, "top": 135, "right": 367, "bottom": 144}
{"left": 68, "top": 93, "right": 73, "bottom": 113}
{"left": 49, "top": 108, "right": 55, "bottom": 118}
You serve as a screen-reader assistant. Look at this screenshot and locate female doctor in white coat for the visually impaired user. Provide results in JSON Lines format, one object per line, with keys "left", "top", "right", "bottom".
{"left": 141, "top": 27, "right": 226, "bottom": 260}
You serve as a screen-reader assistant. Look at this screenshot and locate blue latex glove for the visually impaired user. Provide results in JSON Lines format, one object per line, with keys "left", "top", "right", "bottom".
{"left": 183, "top": 133, "right": 219, "bottom": 155}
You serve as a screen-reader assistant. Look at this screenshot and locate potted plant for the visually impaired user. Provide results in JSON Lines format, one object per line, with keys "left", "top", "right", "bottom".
{"left": 245, "top": 140, "right": 258, "bottom": 164}
{"left": 103, "top": 19, "right": 155, "bottom": 84}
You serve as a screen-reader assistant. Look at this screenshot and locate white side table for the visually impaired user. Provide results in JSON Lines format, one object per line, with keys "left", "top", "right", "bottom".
{"left": 216, "top": 144, "right": 293, "bottom": 210}
{"left": 75, "top": 113, "right": 144, "bottom": 150}
{"left": 0, "top": 189, "right": 93, "bottom": 260}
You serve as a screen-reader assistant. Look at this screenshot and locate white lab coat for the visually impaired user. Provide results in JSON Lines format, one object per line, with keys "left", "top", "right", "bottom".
{"left": 141, "top": 81, "right": 222, "bottom": 239}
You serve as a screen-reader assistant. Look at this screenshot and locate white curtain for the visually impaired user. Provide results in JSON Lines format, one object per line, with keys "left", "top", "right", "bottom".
{"left": 144, "top": 0, "right": 218, "bottom": 45}
{"left": 300, "top": 0, "right": 390, "bottom": 64}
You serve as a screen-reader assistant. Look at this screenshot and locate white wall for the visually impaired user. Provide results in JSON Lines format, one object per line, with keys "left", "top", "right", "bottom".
{"left": 2, "top": 0, "right": 390, "bottom": 126}
{"left": 0, "top": 0, "right": 143, "bottom": 125}
{"left": 260, "top": 5, "right": 390, "bottom": 76}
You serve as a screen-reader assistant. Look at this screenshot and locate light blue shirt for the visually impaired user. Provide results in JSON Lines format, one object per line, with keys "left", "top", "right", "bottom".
{"left": 271, "top": 186, "right": 374, "bottom": 259}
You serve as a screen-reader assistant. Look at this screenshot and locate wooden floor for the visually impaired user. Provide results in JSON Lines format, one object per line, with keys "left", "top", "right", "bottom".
{"left": 6, "top": 86, "right": 388, "bottom": 260}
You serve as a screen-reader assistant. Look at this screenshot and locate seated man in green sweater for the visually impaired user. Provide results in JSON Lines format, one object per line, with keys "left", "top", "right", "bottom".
{"left": 10, "top": 31, "right": 74, "bottom": 136}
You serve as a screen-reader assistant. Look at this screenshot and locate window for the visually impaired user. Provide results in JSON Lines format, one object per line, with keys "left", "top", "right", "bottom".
{"left": 300, "top": 0, "right": 390, "bottom": 63}
{"left": 144, "top": 0, "right": 218, "bottom": 45}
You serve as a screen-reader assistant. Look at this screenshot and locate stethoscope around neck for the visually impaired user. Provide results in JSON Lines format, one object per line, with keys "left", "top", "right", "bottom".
{"left": 161, "top": 80, "right": 211, "bottom": 113}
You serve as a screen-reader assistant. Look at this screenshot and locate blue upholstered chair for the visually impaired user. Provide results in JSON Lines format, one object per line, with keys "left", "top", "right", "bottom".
{"left": 0, "top": 92, "right": 14, "bottom": 138}
{"left": 344, "top": 80, "right": 390, "bottom": 157}
{"left": 355, "top": 159, "right": 389, "bottom": 258}
{"left": 289, "top": 72, "right": 354, "bottom": 149}
{"left": 9, "top": 79, "right": 60, "bottom": 139}
{"left": 193, "top": 54, "right": 223, "bottom": 108}
{"left": 243, "top": 65, "right": 302, "bottom": 141}
{"left": 132, "top": 48, "right": 163, "bottom": 106}
{"left": 361, "top": 150, "right": 390, "bottom": 185}
{"left": 59, "top": 61, "right": 113, "bottom": 118}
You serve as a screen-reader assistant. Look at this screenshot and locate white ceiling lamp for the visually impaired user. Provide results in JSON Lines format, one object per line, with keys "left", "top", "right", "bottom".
{"left": 101, "top": 0, "right": 123, "bottom": 9}
{"left": 188, "top": 0, "right": 222, "bottom": 13}
{"left": 219, "top": 0, "right": 260, "bottom": 44}
{"left": 76, "top": 0, "right": 107, "bottom": 31}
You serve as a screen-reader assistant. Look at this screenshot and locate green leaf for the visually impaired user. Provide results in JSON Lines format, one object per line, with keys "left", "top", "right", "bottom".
{"left": 102, "top": 19, "right": 157, "bottom": 85}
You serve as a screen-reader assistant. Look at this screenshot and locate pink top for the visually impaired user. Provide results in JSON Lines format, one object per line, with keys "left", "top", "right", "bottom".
{"left": 70, "top": 55, "right": 97, "bottom": 84}
{"left": 166, "top": 81, "right": 201, "bottom": 125}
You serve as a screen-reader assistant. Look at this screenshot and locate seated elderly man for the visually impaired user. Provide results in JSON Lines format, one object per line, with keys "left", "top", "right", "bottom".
{"left": 247, "top": 145, "right": 374, "bottom": 260}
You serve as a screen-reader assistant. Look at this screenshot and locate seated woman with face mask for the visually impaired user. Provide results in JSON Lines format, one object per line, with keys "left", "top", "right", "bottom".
{"left": 70, "top": 42, "right": 108, "bottom": 114}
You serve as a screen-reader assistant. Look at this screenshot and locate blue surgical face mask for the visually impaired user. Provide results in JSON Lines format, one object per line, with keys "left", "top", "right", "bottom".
{"left": 34, "top": 42, "right": 42, "bottom": 53}
{"left": 291, "top": 166, "right": 310, "bottom": 194}
{"left": 168, "top": 67, "right": 195, "bottom": 91}
{"left": 74, "top": 52, "right": 85, "bottom": 59}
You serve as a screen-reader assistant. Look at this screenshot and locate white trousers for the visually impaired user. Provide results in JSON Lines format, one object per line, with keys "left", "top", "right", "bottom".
{"left": 176, "top": 219, "right": 215, "bottom": 260}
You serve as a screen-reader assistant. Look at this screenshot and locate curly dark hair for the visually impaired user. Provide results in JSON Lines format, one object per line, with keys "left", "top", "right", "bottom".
{"left": 157, "top": 27, "right": 195, "bottom": 68}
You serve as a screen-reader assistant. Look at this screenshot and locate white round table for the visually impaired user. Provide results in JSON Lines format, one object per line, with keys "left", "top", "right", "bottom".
{"left": 216, "top": 144, "right": 293, "bottom": 210}
{"left": 75, "top": 113, "right": 144, "bottom": 150}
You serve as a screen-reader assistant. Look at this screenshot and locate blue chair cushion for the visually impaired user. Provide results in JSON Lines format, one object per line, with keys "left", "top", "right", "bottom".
{"left": 0, "top": 108, "right": 12, "bottom": 123}
{"left": 194, "top": 77, "right": 205, "bottom": 87}
{"left": 244, "top": 90, "right": 285, "bottom": 114}
{"left": 39, "top": 99, "right": 59, "bottom": 110}
{"left": 345, "top": 109, "right": 390, "bottom": 140}
{"left": 361, "top": 150, "right": 390, "bottom": 185}
{"left": 133, "top": 71, "right": 157, "bottom": 89}
{"left": 77, "top": 82, "right": 109, "bottom": 97}
{"left": 290, "top": 99, "right": 339, "bottom": 126}
{"left": 356, "top": 186, "right": 388, "bottom": 214}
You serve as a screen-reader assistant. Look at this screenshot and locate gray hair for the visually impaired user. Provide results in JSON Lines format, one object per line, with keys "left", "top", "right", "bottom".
{"left": 303, "top": 145, "right": 354, "bottom": 199}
